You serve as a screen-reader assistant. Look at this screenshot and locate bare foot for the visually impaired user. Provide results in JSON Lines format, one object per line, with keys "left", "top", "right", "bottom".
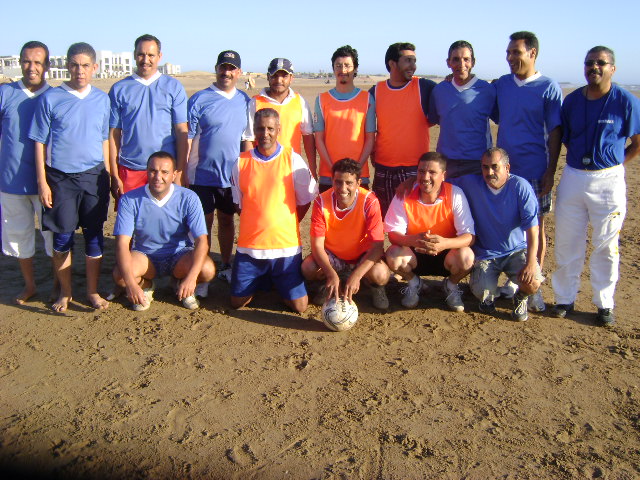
{"left": 52, "top": 295, "right": 72, "bottom": 312}
{"left": 14, "top": 286, "right": 37, "bottom": 305}
{"left": 87, "top": 293, "right": 109, "bottom": 310}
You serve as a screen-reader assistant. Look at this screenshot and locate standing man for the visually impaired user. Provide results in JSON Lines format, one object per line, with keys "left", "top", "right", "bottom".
{"left": 230, "top": 108, "right": 317, "bottom": 313}
{"left": 29, "top": 42, "right": 111, "bottom": 312}
{"left": 370, "top": 42, "right": 436, "bottom": 215}
{"left": 552, "top": 46, "right": 640, "bottom": 325}
{"left": 492, "top": 31, "right": 563, "bottom": 311}
{"left": 186, "top": 50, "right": 249, "bottom": 284}
{"left": 0, "top": 41, "right": 54, "bottom": 304}
{"left": 243, "top": 58, "right": 316, "bottom": 173}
{"left": 108, "top": 34, "right": 188, "bottom": 197}
{"left": 314, "top": 46, "right": 375, "bottom": 192}
{"left": 429, "top": 41, "right": 496, "bottom": 178}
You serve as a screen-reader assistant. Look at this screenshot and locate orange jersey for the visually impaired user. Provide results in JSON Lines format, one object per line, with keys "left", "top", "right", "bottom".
{"left": 255, "top": 93, "right": 303, "bottom": 154}
{"left": 404, "top": 182, "right": 456, "bottom": 238}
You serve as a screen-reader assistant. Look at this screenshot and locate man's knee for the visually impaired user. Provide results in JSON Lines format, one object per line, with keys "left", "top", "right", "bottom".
{"left": 199, "top": 257, "right": 216, "bottom": 282}
{"left": 286, "top": 295, "right": 308, "bottom": 314}
{"left": 367, "top": 261, "right": 391, "bottom": 286}
{"left": 446, "top": 247, "right": 474, "bottom": 274}
{"left": 301, "top": 255, "right": 321, "bottom": 281}
{"left": 231, "top": 295, "right": 252, "bottom": 309}
{"left": 385, "top": 245, "right": 413, "bottom": 272}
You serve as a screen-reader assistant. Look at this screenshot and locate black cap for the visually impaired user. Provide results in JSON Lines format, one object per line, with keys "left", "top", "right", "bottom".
{"left": 267, "top": 58, "right": 294, "bottom": 75}
{"left": 216, "top": 50, "right": 241, "bottom": 69}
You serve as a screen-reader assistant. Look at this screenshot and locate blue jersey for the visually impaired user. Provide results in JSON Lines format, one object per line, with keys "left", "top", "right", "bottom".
{"left": 29, "top": 84, "right": 109, "bottom": 173}
{"left": 0, "top": 81, "right": 49, "bottom": 194}
{"left": 451, "top": 174, "right": 538, "bottom": 261}
{"left": 492, "top": 74, "right": 563, "bottom": 180}
{"left": 114, "top": 184, "right": 207, "bottom": 257}
{"left": 562, "top": 83, "right": 640, "bottom": 170}
{"left": 187, "top": 86, "right": 249, "bottom": 188}
{"left": 109, "top": 73, "right": 188, "bottom": 170}
{"left": 428, "top": 77, "right": 495, "bottom": 161}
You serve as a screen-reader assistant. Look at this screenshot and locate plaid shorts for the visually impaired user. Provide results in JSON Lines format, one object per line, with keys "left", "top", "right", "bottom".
{"left": 528, "top": 178, "right": 552, "bottom": 215}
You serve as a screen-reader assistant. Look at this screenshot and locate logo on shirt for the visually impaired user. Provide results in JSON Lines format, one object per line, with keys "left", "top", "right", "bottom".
{"left": 598, "top": 119, "right": 614, "bottom": 124}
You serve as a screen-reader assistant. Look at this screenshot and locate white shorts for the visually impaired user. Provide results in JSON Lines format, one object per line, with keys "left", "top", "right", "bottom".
{"left": 1, "top": 192, "right": 53, "bottom": 258}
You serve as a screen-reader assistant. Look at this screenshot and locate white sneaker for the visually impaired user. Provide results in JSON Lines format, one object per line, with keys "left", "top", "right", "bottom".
{"left": 218, "top": 264, "right": 232, "bottom": 283}
{"left": 132, "top": 280, "right": 155, "bottom": 311}
{"left": 528, "top": 290, "right": 546, "bottom": 312}
{"left": 194, "top": 282, "right": 209, "bottom": 298}
{"left": 370, "top": 285, "right": 389, "bottom": 310}
{"left": 442, "top": 278, "right": 464, "bottom": 312}
{"left": 498, "top": 280, "right": 518, "bottom": 299}
{"left": 182, "top": 295, "right": 200, "bottom": 310}
{"left": 400, "top": 277, "right": 422, "bottom": 308}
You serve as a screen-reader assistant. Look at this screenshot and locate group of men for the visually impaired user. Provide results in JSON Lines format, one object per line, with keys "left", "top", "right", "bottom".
{"left": 1, "top": 32, "right": 638, "bottom": 326}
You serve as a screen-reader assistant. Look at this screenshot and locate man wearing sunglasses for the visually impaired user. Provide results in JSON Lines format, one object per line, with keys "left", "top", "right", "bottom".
{"left": 552, "top": 46, "right": 640, "bottom": 326}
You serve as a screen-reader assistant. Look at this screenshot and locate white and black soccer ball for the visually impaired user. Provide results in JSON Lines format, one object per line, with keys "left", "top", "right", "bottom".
{"left": 321, "top": 297, "right": 358, "bottom": 332}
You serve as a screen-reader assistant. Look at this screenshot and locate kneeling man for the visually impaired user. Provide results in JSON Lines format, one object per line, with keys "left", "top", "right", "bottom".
{"left": 385, "top": 152, "right": 475, "bottom": 311}
{"left": 113, "top": 151, "right": 215, "bottom": 311}
{"left": 302, "top": 158, "right": 390, "bottom": 309}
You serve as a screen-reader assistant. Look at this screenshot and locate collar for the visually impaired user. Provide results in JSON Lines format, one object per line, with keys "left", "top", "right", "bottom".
{"left": 145, "top": 183, "right": 175, "bottom": 207}
{"left": 210, "top": 83, "right": 237, "bottom": 100}
{"left": 17, "top": 79, "right": 49, "bottom": 98}
{"left": 253, "top": 143, "right": 282, "bottom": 162}
{"left": 132, "top": 71, "right": 162, "bottom": 86}
{"left": 61, "top": 82, "right": 92, "bottom": 99}
{"left": 513, "top": 72, "right": 541, "bottom": 87}
{"left": 258, "top": 87, "right": 296, "bottom": 104}
{"left": 452, "top": 75, "right": 478, "bottom": 93}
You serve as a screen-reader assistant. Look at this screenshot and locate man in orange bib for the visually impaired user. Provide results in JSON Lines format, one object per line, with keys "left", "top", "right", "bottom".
{"left": 384, "top": 153, "right": 475, "bottom": 311}
{"left": 302, "top": 158, "right": 390, "bottom": 309}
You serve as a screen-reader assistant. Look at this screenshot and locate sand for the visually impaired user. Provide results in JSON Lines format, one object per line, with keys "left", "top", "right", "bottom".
{"left": 0, "top": 75, "right": 639, "bottom": 479}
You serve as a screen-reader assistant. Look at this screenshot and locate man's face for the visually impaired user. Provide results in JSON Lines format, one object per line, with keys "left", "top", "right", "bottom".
{"left": 332, "top": 171, "right": 361, "bottom": 208}
{"left": 267, "top": 70, "right": 292, "bottom": 96}
{"left": 254, "top": 115, "right": 280, "bottom": 151}
{"left": 506, "top": 39, "right": 535, "bottom": 78}
{"left": 215, "top": 63, "right": 241, "bottom": 91}
{"left": 20, "top": 47, "right": 48, "bottom": 88}
{"left": 447, "top": 47, "right": 474, "bottom": 84}
{"left": 390, "top": 50, "right": 416, "bottom": 82}
{"left": 417, "top": 160, "right": 445, "bottom": 197}
{"left": 135, "top": 40, "right": 162, "bottom": 79}
{"left": 333, "top": 56, "right": 356, "bottom": 87}
{"left": 584, "top": 51, "right": 616, "bottom": 88}
{"left": 66, "top": 53, "right": 97, "bottom": 90}
{"left": 481, "top": 152, "right": 510, "bottom": 190}
{"left": 147, "top": 156, "right": 177, "bottom": 198}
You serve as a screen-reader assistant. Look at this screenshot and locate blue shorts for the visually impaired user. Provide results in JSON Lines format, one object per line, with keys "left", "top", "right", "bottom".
{"left": 137, "top": 246, "right": 193, "bottom": 277}
{"left": 231, "top": 251, "right": 307, "bottom": 300}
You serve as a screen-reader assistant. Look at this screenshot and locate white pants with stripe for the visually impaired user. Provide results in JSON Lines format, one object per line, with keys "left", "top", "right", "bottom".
{"left": 1, "top": 192, "right": 53, "bottom": 258}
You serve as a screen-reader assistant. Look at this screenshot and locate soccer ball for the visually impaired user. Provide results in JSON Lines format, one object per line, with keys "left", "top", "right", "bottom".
{"left": 321, "top": 297, "right": 358, "bottom": 332}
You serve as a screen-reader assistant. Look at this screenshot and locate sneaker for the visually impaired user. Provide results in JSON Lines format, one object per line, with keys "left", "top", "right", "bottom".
{"left": 132, "top": 280, "right": 155, "bottom": 311}
{"left": 596, "top": 308, "right": 615, "bottom": 326}
{"left": 442, "top": 278, "right": 464, "bottom": 312}
{"left": 218, "top": 264, "right": 232, "bottom": 283}
{"left": 528, "top": 290, "right": 546, "bottom": 312}
{"left": 370, "top": 285, "right": 389, "bottom": 310}
{"left": 553, "top": 303, "right": 574, "bottom": 318}
{"left": 194, "top": 282, "right": 209, "bottom": 298}
{"left": 478, "top": 300, "right": 496, "bottom": 315}
{"left": 400, "top": 277, "right": 422, "bottom": 308}
{"left": 498, "top": 280, "right": 518, "bottom": 299}
{"left": 312, "top": 285, "right": 328, "bottom": 306}
{"left": 512, "top": 292, "right": 529, "bottom": 322}
{"left": 182, "top": 295, "right": 200, "bottom": 310}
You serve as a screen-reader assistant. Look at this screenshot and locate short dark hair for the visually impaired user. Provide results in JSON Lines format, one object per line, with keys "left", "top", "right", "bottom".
{"left": 586, "top": 46, "right": 615, "bottom": 65}
{"left": 135, "top": 34, "right": 161, "bottom": 52}
{"left": 482, "top": 147, "right": 509, "bottom": 166}
{"left": 254, "top": 107, "right": 280, "bottom": 125}
{"left": 331, "top": 45, "right": 359, "bottom": 70}
{"left": 332, "top": 158, "right": 361, "bottom": 179}
{"left": 66, "top": 42, "right": 96, "bottom": 63}
{"left": 448, "top": 40, "right": 475, "bottom": 62}
{"left": 20, "top": 41, "right": 50, "bottom": 69}
{"left": 147, "top": 151, "right": 176, "bottom": 169}
{"left": 385, "top": 42, "right": 416, "bottom": 72}
{"left": 509, "top": 31, "right": 539, "bottom": 56}
{"left": 418, "top": 152, "right": 447, "bottom": 172}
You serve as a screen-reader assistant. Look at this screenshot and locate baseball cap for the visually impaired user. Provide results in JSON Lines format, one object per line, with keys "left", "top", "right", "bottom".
{"left": 268, "top": 58, "right": 294, "bottom": 75}
{"left": 216, "top": 50, "right": 241, "bottom": 69}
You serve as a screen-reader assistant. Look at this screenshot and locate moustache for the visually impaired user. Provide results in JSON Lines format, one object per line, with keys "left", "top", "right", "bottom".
{"left": 588, "top": 69, "right": 599, "bottom": 76}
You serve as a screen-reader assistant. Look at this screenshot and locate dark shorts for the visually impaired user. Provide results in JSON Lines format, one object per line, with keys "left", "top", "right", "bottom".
{"left": 445, "top": 159, "right": 482, "bottom": 179}
{"left": 414, "top": 249, "right": 450, "bottom": 278}
{"left": 190, "top": 184, "right": 235, "bottom": 216}
{"left": 231, "top": 251, "right": 307, "bottom": 300}
{"left": 138, "top": 246, "right": 193, "bottom": 277}
{"left": 528, "top": 178, "right": 552, "bottom": 215}
{"left": 372, "top": 164, "right": 417, "bottom": 216}
{"left": 42, "top": 164, "right": 110, "bottom": 233}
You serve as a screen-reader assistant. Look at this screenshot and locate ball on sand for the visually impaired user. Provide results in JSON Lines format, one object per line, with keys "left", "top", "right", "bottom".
{"left": 321, "top": 297, "right": 358, "bottom": 332}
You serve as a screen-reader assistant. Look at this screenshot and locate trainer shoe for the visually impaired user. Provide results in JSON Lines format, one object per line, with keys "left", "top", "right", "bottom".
{"left": 528, "top": 290, "right": 546, "bottom": 312}
{"left": 442, "top": 278, "right": 464, "bottom": 312}
{"left": 312, "top": 285, "right": 328, "bottom": 306}
{"left": 194, "top": 282, "right": 209, "bottom": 298}
{"left": 217, "top": 264, "right": 232, "bottom": 283}
{"left": 596, "top": 308, "right": 615, "bottom": 326}
{"left": 182, "top": 295, "right": 200, "bottom": 310}
{"left": 400, "top": 277, "right": 422, "bottom": 308}
{"left": 132, "top": 280, "right": 155, "bottom": 312}
{"left": 498, "top": 280, "right": 518, "bottom": 299}
{"left": 478, "top": 300, "right": 496, "bottom": 315}
{"left": 370, "top": 285, "right": 389, "bottom": 310}
{"left": 552, "top": 303, "right": 574, "bottom": 318}
{"left": 511, "top": 292, "right": 529, "bottom": 322}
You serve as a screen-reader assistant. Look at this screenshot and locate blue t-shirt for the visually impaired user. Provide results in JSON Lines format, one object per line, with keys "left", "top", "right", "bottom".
{"left": 562, "top": 83, "right": 640, "bottom": 170}
{"left": 187, "top": 86, "right": 249, "bottom": 188}
{"left": 451, "top": 174, "right": 538, "bottom": 261}
{"left": 492, "top": 74, "right": 563, "bottom": 180}
{"left": 109, "top": 74, "right": 188, "bottom": 170}
{"left": 113, "top": 184, "right": 207, "bottom": 257}
{"left": 428, "top": 77, "right": 495, "bottom": 161}
{"left": 29, "top": 84, "right": 109, "bottom": 173}
{"left": 0, "top": 81, "right": 49, "bottom": 194}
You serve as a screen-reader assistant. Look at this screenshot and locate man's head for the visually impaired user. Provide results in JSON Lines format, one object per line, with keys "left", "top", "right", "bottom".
{"left": 417, "top": 152, "right": 447, "bottom": 198}
{"left": 331, "top": 158, "right": 362, "bottom": 208}
{"left": 332, "top": 45, "right": 358, "bottom": 87}
{"left": 253, "top": 108, "right": 280, "bottom": 152}
{"left": 507, "top": 31, "right": 538, "bottom": 79}
{"left": 385, "top": 42, "right": 416, "bottom": 83}
{"left": 134, "top": 34, "right": 162, "bottom": 79}
{"left": 65, "top": 42, "right": 98, "bottom": 91}
{"left": 447, "top": 40, "right": 475, "bottom": 85}
{"left": 146, "top": 151, "right": 177, "bottom": 198}
{"left": 584, "top": 46, "right": 616, "bottom": 88}
{"left": 215, "top": 50, "right": 242, "bottom": 92}
{"left": 481, "top": 147, "right": 510, "bottom": 190}
{"left": 267, "top": 58, "right": 294, "bottom": 97}
{"left": 19, "top": 41, "right": 50, "bottom": 89}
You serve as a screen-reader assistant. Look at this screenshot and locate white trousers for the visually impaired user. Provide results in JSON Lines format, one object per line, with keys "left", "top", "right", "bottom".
{"left": 552, "top": 165, "right": 626, "bottom": 309}
{"left": 1, "top": 192, "right": 53, "bottom": 258}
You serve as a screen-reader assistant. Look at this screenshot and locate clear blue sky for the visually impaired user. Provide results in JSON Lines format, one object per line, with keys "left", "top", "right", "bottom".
{"left": 2, "top": 0, "right": 638, "bottom": 85}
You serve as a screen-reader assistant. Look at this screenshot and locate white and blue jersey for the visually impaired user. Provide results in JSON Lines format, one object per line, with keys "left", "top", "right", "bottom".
{"left": 0, "top": 80, "right": 49, "bottom": 194}
{"left": 492, "top": 73, "right": 563, "bottom": 180}
{"left": 562, "top": 83, "right": 640, "bottom": 170}
{"left": 451, "top": 174, "right": 538, "bottom": 261}
{"left": 428, "top": 77, "right": 495, "bottom": 161}
{"left": 187, "top": 85, "right": 249, "bottom": 188}
{"left": 109, "top": 72, "right": 188, "bottom": 170}
{"left": 29, "top": 84, "right": 109, "bottom": 173}
{"left": 114, "top": 184, "right": 207, "bottom": 257}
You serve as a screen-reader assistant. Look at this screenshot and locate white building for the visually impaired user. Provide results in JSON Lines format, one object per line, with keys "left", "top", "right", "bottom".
{"left": 96, "top": 50, "right": 133, "bottom": 78}
{"left": 0, "top": 55, "right": 22, "bottom": 78}
{"left": 159, "top": 63, "right": 181, "bottom": 75}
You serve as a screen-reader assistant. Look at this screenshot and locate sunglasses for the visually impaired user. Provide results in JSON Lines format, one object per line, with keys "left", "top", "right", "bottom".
{"left": 584, "top": 60, "right": 611, "bottom": 67}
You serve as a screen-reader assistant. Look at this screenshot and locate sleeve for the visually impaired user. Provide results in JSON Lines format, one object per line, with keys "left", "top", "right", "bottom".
{"left": 560, "top": 98, "right": 571, "bottom": 145}
{"left": 172, "top": 82, "right": 188, "bottom": 125}
{"left": 28, "top": 95, "right": 51, "bottom": 144}
{"left": 108, "top": 86, "right": 121, "bottom": 129}
{"left": 312, "top": 95, "right": 325, "bottom": 133}
{"left": 368, "top": 84, "right": 376, "bottom": 100}
{"left": 113, "top": 194, "right": 135, "bottom": 237}
{"left": 186, "top": 192, "right": 208, "bottom": 238}
{"left": 241, "top": 97, "right": 257, "bottom": 141}
{"left": 427, "top": 87, "right": 440, "bottom": 126}
{"left": 490, "top": 81, "right": 500, "bottom": 124}
{"left": 419, "top": 78, "right": 436, "bottom": 118}
{"left": 231, "top": 159, "right": 242, "bottom": 208}
{"left": 299, "top": 95, "right": 314, "bottom": 135}
{"left": 102, "top": 96, "right": 110, "bottom": 141}
{"left": 624, "top": 91, "right": 640, "bottom": 138}
{"left": 543, "top": 81, "right": 563, "bottom": 132}
{"left": 187, "top": 94, "right": 199, "bottom": 140}
{"left": 363, "top": 193, "right": 384, "bottom": 241}
{"left": 365, "top": 94, "right": 376, "bottom": 133}
{"left": 517, "top": 180, "right": 539, "bottom": 231}
{"left": 451, "top": 185, "right": 475, "bottom": 236}
{"left": 291, "top": 151, "right": 318, "bottom": 205}
{"left": 310, "top": 196, "right": 327, "bottom": 238}
{"left": 383, "top": 195, "right": 409, "bottom": 234}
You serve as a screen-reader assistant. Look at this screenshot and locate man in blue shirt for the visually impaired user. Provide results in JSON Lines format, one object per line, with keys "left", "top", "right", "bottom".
{"left": 552, "top": 46, "right": 640, "bottom": 326}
